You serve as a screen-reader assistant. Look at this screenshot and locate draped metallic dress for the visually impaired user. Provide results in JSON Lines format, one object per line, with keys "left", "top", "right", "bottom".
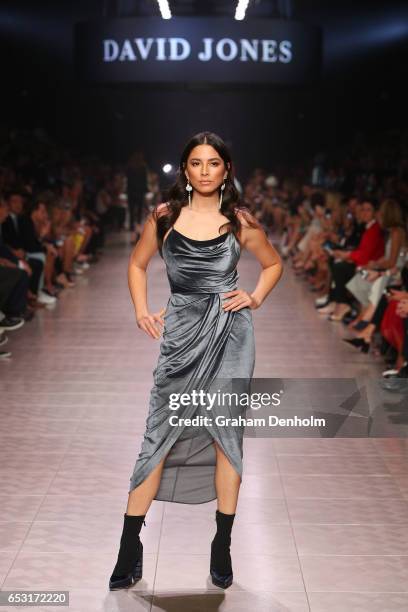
{"left": 129, "top": 226, "right": 256, "bottom": 503}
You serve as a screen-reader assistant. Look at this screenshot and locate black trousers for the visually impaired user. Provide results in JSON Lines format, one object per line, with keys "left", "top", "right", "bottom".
{"left": 372, "top": 295, "right": 388, "bottom": 330}
{"left": 328, "top": 259, "right": 357, "bottom": 304}
{"left": 403, "top": 318, "right": 408, "bottom": 360}
{"left": 128, "top": 194, "right": 145, "bottom": 231}
{"left": 0, "top": 267, "right": 29, "bottom": 316}
{"left": 27, "top": 257, "right": 43, "bottom": 294}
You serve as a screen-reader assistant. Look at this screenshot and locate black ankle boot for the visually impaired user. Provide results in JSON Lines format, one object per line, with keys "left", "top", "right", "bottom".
{"left": 109, "top": 513, "right": 146, "bottom": 590}
{"left": 210, "top": 510, "right": 235, "bottom": 589}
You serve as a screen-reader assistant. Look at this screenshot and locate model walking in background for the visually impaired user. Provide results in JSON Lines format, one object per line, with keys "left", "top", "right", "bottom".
{"left": 109, "top": 131, "right": 283, "bottom": 590}
{"left": 126, "top": 150, "right": 148, "bottom": 242}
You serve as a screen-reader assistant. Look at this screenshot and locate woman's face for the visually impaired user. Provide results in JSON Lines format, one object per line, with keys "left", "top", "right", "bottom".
{"left": 185, "top": 144, "right": 228, "bottom": 194}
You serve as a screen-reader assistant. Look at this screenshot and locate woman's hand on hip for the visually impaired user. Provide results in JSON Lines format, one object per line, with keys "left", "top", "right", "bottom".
{"left": 136, "top": 307, "right": 166, "bottom": 339}
{"left": 221, "top": 289, "right": 259, "bottom": 312}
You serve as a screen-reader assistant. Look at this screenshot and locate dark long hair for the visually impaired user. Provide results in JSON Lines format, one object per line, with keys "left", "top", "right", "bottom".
{"left": 153, "top": 131, "right": 259, "bottom": 257}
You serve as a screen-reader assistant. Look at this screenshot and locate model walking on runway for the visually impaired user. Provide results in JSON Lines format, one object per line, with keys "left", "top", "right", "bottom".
{"left": 109, "top": 131, "right": 283, "bottom": 590}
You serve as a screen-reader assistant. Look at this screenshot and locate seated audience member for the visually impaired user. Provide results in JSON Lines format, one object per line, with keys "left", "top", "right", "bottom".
{"left": 19, "top": 197, "right": 59, "bottom": 303}
{"left": 48, "top": 199, "right": 77, "bottom": 287}
{"left": 290, "top": 195, "right": 348, "bottom": 295}
{"left": 1, "top": 189, "right": 49, "bottom": 306}
{"left": 0, "top": 196, "right": 31, "bottom": 357}
{"left": 344, "top": 264, "right": 408, "bottom": 365}
{"left": 345, "top": 195, "right": 366, "bottom": 248}
{"left": 62, "top": 178, "right": 101, "bottom": 266}
{"left": 379, "top": 288, "right": 408, "bottom": 370}
{"left": 379, "top": 316, "right": 408, "bottom": 389}
{"left": 289, "top": 191, "right": 326, "bottom": 262}
{"left": 303, "top": 196, "right": 366, "bottom": 301}
{"left": 258, "top": 178, "right": 280, "bottom": 234}
{"left": 47, "top": 191, "right": 91, "bottom": 287}
{"left": 345, "top": 198, "right": 407, "bottom": 328}
{"left": 280, "top": 196, "right": 311, "bottom": 257}
{"left": 319, "top": 197, "right": 385, "bottom": 321}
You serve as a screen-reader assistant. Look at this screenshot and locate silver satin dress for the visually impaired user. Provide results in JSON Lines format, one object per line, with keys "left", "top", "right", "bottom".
{"left": 129, "top": 226, "right": 256, "bottom": 503}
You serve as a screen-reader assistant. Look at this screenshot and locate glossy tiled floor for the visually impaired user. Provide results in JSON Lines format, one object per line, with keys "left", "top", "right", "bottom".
{"left": 1, "top": 232, "right": 408, "bottom": 611}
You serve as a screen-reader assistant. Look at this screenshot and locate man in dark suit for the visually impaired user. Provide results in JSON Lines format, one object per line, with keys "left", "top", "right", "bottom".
{"left": 0, "top": 196, "right": 30, "bottom": 354}
{"left": 2, "top": 189, "right": 43, "bottom": 298}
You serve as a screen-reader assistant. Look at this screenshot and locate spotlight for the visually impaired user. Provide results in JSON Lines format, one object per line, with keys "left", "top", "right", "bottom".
{"left": 235, "top": 0, "right": 250, "bottom": 21}
{"left": 163, "top": 163, "right": 173, "bottom": 173}
{"left": 156, "top": 0, "right": 172, "bottom": 20}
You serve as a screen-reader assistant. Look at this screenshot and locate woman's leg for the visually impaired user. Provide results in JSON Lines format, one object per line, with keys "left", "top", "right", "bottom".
{"left": 356, "top": 295, "right": 389, "bottom": 341}
{"left": 44, "top": 251, "right": 56, "bottom": 292}
{"left": 357, "top": 303, "right": 376, "bottom": 324}
{"left": 77, "top": 226, "right": 92, "bottom": 257}
{"left": 126, "top": 454, "right": 168, "bottom": 515}
{"left": 213, "top": 440, "right": 241, "bottom": 513}
{"left": 62, "top": 236, "right": 76, "bottom": 273}
{"left": 210, "top": 440, "right": 238, "bottom": 587}
{"left": 127, "top": 437, "right": 242, "bottom": 516}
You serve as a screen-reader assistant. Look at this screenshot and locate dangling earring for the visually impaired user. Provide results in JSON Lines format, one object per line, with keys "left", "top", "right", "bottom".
{"left": 218, "top": 179, "right": 226, "bottom": 210}
{"left": 186, "top": 179, "right": 193, "bottom": 208}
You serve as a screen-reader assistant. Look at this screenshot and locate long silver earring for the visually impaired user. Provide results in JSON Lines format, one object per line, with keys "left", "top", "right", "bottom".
{"left": 218, "top": 179, "right": 226, "bottom": 210}
{"left": 186, "top": 179, "right": 193, "bottom": 208}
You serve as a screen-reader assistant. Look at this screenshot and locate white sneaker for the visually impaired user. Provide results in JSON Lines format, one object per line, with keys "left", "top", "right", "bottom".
{"left": 315, "top": 295, "right": 329, "bottom": 306}
{"left": 37, "top": 291, "right": 57, "bottom": 305}
{"left": 382, "top": 368, "right": 400, "bottom": 378}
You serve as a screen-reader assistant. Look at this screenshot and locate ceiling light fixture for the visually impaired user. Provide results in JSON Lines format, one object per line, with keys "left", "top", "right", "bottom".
{"left": 156, "top": 0, "right": 172, "bottom": 20}
{"left": 235, "top": 0, "right": 250, "bottom": 21}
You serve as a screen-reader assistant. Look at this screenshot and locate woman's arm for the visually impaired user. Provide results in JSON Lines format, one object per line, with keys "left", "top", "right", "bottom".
{"left": 128, "top": 204, "right": 167, "bottom": 339}
{"left": 372, "top": 227, "right": 405, "bottom": 269}
{"left": 222, "top": 210, "right": 283, "bottom": 311}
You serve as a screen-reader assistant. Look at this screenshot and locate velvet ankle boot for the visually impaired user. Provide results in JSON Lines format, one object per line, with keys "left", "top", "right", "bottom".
{"left": 109, "top": 513, "right": 146, "bottom": 590}
{"left": 210, "top": 509, "right": 235, "bottom": 589}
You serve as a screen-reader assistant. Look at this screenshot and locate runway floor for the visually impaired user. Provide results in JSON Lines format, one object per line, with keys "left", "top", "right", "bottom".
{"left": 1, "top": 231, "right": 408, "bottom": 611}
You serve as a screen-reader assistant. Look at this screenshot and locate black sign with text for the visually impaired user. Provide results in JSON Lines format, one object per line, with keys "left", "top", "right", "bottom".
{"left": 74, "top": 17, "right": 322, "bottom": 84}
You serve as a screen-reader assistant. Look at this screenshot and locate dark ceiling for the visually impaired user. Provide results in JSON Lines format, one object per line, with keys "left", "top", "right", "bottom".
{"left": 0, "top": 1, "right": 407, "bottom": 177}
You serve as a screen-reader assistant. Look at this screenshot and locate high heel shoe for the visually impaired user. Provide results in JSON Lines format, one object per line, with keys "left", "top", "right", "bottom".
{"left": 109, "top": 513, "right": 146, "bottom": 590}
{"left": 342, "top": 338, "right": 370, "bottom": 353}
{"left": 351, "top": 320, "right": 370, "bottom": 331}
{"left": 210, "top": 510, "right": 235, "bottom": 589}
